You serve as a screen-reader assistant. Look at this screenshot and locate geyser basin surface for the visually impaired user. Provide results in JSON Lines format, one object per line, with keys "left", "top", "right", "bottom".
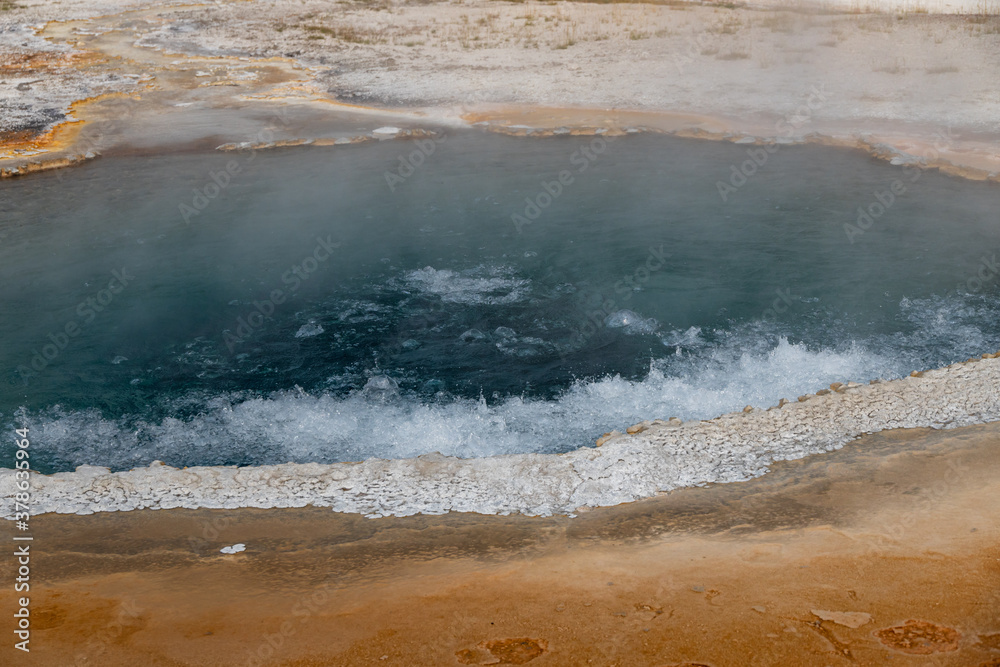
{"left": 5, "top": 358, "right": 1000, "bottom": 518}
{"left": 1, "top": 131, "right": 999, "bottom": 474}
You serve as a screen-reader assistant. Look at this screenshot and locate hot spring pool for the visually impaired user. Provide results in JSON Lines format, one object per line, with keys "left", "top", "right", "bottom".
{"left": 2, "top": 131, "right": 999, "bottom": 473}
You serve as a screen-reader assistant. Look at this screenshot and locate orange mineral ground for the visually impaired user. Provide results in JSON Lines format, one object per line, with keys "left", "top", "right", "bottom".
{"left": 2, "top": 422, "right": 999, "bottom": 666}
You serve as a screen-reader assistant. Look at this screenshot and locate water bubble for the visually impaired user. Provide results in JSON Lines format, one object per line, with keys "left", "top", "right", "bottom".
{"left": 605, "top": 310, "right": 658, "bottom": 335}
{"left": 361, "top": 375, "right": 399, "bottom": 401}
{"left": 494, "top": 326, "right": 517, "bottom": 339}
{"left": 295, "top": 322, "right": 325, "bottom": 338}
{"left": 459, "top": 329, "right": 486, "bottom": 343}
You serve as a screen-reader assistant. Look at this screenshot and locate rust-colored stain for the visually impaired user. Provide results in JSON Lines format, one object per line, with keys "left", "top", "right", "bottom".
{"left": 0, "top": 92, "right": 138, "bottom": 168}
{"left": 874, "top": 619, "right": 961, "bottom": 654}
{"left": 0, "top": 50, "right": 107, "bottom": 75}
{"left": 977, "top": 632, "right": 1000, "bottom": 651}
{"left": 456, "top": 638, "right": 547, "bottom": 665}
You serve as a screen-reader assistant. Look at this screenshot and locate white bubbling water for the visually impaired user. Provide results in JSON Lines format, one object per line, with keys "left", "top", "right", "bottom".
{"left": 403, "top": 265, "right": 531, "bottom": 305}
{"left": 605, "top": 309, "right": 659, "bottom": 335}
{"left": 22, "top": 336, "right": 897, "bottom": 471}
{"left": 294, "top": 322, "right": 325, "bottom": 338}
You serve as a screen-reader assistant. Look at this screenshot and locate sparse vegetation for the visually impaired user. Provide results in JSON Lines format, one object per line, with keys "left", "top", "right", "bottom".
{"left": 554, "top": 24, "right": 577, "bottom": 48}
{"left": 975, "top": 0, "right": 1000, "bottom": 14}
{"left": 873, "top": 56, "right": 908, "bottom": 74}
{"left": 857, "top": 15, "right": 895, "bottom": 32}
{"left": 718, "top": 49, "right": 750, "bottom": 59}
{"left": 963, "top": 5, "right": 1000, "bottom": 34}
{"left": 301, "top": 24, "right": 384, "bottom": 44}
{"left": 758, "top": 13, "right": 796, "bottom": 33}
{"left": 710, "top": 15, "right": 744, "bottom": 34}
{"left": 925, "top": 64, "right": 959, "bottom": 74}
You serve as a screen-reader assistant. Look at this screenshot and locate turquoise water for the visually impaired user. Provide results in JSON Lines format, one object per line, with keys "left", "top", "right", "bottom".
{"left": 2, "top": 131, "right": 999, "bottom": 471}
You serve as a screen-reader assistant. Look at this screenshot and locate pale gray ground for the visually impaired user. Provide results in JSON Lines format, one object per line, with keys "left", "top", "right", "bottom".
{"left": 2, "top": 0, "right": 1000, "bottom": 139}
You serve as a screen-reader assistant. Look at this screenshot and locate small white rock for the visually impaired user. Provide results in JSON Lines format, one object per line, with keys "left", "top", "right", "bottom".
{"left": 220, "top": 543, "right": 246, "bottom": 554}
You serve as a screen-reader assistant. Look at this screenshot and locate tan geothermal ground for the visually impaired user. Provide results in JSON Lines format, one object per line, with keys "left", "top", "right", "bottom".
{"left": 1, "top": 0, "right": 999, "bottom": 665}
{"left": 0, "top": 423, "right": 999, "bottom": 666}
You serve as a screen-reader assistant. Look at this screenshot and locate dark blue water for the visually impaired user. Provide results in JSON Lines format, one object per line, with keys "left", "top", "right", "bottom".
{"left": 2, "top": 131, "right": 999, "bottom": 471}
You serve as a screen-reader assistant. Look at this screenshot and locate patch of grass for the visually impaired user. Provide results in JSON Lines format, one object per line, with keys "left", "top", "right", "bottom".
{"left": 710, "top": 16, "right": 744, "bottom": 34}
{"left": 894, "top": 2, "right": 929, "bottom": 16}
{"left": 0, "top": 1, "right": 22, "bottom": 10}
{"left": 301, "top": 24, "right": 383, "bottom": 44}
{"left": 975, "top": 0, "right": 1000, "bottom": 14}
{"left": 848, "top": 0, "right": 881, "bottom": 13}
{"left": 857, "top": 16, "right": 895, "bottom": 32}
{"left": 925, "top": 64, "right": 959, "bottom": 73}
{"left": 555, "top": 23, "right": 577, "bottom": 48}
{"left": 966, "top": 5, "right": 1000, "bottom": 31}
{"left": 872, "top": 56, "right": 908, "bottom": 74}
{"left": 349, "top": 0, "right": 390, "bottom": 9}
{"left": 304, "top": 25, "right": 335, "bottom": 36}
{"left": 758, "top": 13, "right": 795, "bottom": 33}
{"left": 629, "top": 30, "right": 649, "bottom": 39}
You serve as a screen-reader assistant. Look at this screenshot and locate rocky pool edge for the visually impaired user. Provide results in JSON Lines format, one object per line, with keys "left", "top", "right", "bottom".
{"left": 2, "top": 352, "right": 999, "bottom": 520}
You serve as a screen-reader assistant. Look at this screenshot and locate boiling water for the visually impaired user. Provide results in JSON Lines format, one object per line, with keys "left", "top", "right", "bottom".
{"left": 2, "top": 132, "right": 999, "bottom": 472}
